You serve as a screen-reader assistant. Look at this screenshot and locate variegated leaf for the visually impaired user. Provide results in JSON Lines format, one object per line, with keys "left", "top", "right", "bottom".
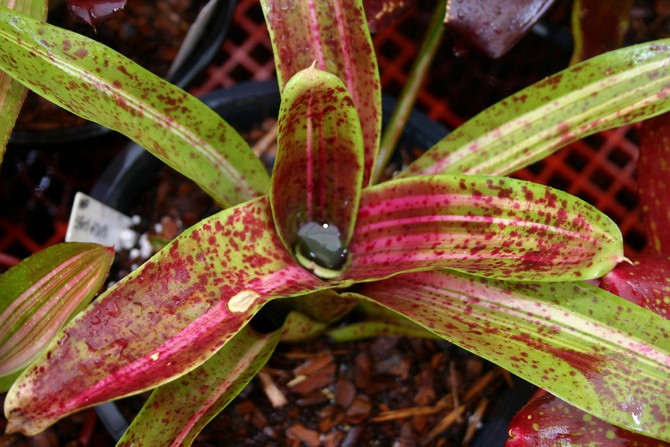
{"left": 357, "top": 269, "right": 670, "bottom": 441}
{"left": 0, "top": 6, "right": 269, "bottom": 207}
{"left": 343, "top": 175, "right": 623, "bottom": 282}
{"left": 260, "top": 0, "right": 381, "bottom": 185}
{"left": 400, "top": 39, "right": 670, "bottom": 177}
{"left": 271, "top": 67, "right": 364, "bottom": 276}
{"left": 0, "top": 242, "right": 113, "bottom": 391}
{"left": 5, "top": 197, "right": 327, "bottom": 435}
{"left": 117, "top": 324, "right": 280, "bottom": 447}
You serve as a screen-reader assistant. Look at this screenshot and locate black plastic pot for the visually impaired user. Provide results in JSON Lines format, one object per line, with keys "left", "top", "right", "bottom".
{"left": 9, "top": 0, "right": 236, "bottom": 146}
{"left": 90, "top": 80, "right": 535, "bottom": 445}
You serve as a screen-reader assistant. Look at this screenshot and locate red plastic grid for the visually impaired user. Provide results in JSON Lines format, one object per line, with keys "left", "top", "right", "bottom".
{"left": 0, "top": 0, "right": 648, "bottom": 264}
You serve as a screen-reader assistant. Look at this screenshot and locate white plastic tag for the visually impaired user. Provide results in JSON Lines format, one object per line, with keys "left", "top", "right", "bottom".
{"left": 66, "top": 192, "right": 132, "bottom": 250}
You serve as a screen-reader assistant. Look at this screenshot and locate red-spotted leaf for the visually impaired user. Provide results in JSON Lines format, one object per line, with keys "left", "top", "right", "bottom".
{"left": 445, "top": 0, "right": 556, "bottom": 58}
{"left": 570, "top": 0, "right": 633, "bottom": 64}
{"left": 66, "top": 0, "right": 126, "bottom": 26}
{"left": 599, "top": 254, "right": 670, "bottom": 320}
{"left": 260, "top": 0, "right": 381, "bottom": 185}
{"left": 0, "top": 6, "right": 269, "bottom": 207}
{"left": 117, "top": 324, "right": 281, "bottom": 447}
{"left": 507, "top": 390, "right": 670, "bottom": 446}
{"left": 0, "top": 0, "right": 47, "bottom": 165}
{"left": 356, "top": 270, "right": 670, "bottom": 441}
{"left": 638, "top": 112, "right": 670, "bottom": 254}
{"left": 400, "top": 39, "right": 670, "bottom": 178}
{"left": 343, "top": 175, "right": 623, "bottom": 282}
{"left": 5, "top": 197, "right": 327, "bottom": 436}
{"left": 0, "top": 242, "right": 113, "bottom": 392}
{"left": 271, "top": 67, "right": 364, "bottom": 278}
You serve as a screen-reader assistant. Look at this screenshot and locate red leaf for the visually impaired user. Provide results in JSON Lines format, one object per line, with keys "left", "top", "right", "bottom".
{"left": 507, "top": 390, "right": 670, "bottom": 446}
{"left": 599, "top": 254, "right": 670, "bottom": 320}
{"left": 638, "top": 112, "right": 670, "bottom": 254}
{"left": 570, "top": 0, "right": 633, "bottom": 64}
{"left": 66, "top": 0, "right": 127, "bottom": 26}
{"left": 445, "top": 0, "right": 556, "bottom": 58}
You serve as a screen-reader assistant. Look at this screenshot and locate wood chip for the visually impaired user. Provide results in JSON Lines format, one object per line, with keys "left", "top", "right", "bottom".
{"left": 463, "top": 397, "right": 489, "bottom": 445}
{"left": 286, "top": 423, "right": 320, "bottom": 447}
{"left": 258, "top": 370, "right": 288, "bottom": 408}
{"left": 422, "top": 405, "right": 466, "bottom": 445}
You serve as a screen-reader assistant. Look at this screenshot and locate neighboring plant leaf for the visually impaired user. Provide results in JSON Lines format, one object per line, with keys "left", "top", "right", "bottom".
{"left": 400, "top": 39, "right": 670, "bottom": 178}
{"left": 637, "top": 112, "right": 670, "bottom": 254}
{"left": 65, "top": 0, "right": 126, "bottom": 26}
{"left": 344, "top": 175, "right": 623, "bottom": 282}
{"left": 286, "top": 289, "right": 356, "bottom": 323}
{"left": 444, "top": 0, "right": 556, "bottom": 58}
{"left": 507, "top": 390, "right": 670, "bottom": 446}
{"left": 280, "top": 311, "right": 328, "bottom": 342}
{"left": 327, "top": 298, "right": 436, "bottom": 342}
{"left": 363, "top": 0, "right": 414, "bottom": 33}
{"left": 599, "top": 254, "right": 670, "bottom": 320}
{"left": 0, "top": 6, "right": 270, "bottom": 208}
{"left": 570, "top": 0, "right": 633, "bottom": 65}
{"left": 5, "top": 197, "right": 327, "bottom": 435}
{"left": 271, "top": 66, "right": 364, "bottom": 273}
{"left": 0, "top": 0, "right": 47, "bottom": 165}
{"left": 117, "top": 324, "right": 281, "bottom": 447}
{"left": 356, "top": 269, "right": 670, "bottom": 441}
{"left": 261, "top": 0, "right": 381, "bottom": 185}
{"left": 0, "top": 242, "right": 113, "bottom": 392}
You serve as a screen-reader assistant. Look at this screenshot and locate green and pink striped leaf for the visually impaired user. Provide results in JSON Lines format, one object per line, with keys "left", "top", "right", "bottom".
{"left": 271, "top": 66, "right": 364, "bottom": 259}
{"left": 507, "top": 390, "right": 670, "bottom": 446}
{"left": 0, "top": 0, "right": 47, "bottom": 165}
{"left": 260, "top": 0, "right": 381, "bottom": 185}
{"left": 638, "top": 112, "right": 670, "bottom": 254}
{"left": 400, "top": 39, "right": 670, "bottom": 178}
{"left": 5, "top": 197, "right": 327, "bottom": 436}
{"left": 0, "top": 242, "right": 113, "bottom": 392}
{"left": 356, "top": 269, "right": 670, "bottom": 441}
{"left": 117, "top": 324, "right": 281, "bottom": 447}
{"left": 0, "top": 6, "right": 269, "bottom": 207}
{"left": 343, "top": 175, "right": 623, "bottom": 282}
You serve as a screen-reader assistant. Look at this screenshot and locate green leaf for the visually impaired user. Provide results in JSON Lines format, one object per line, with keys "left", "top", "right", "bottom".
{"left": 0, "top": 5, "right": 269, "bottom": 207}
{"left": 0, "top": 242, "right": 113, "bottom": 392}
{"left": 5, "top": 197, "right": 327, "bottom": 436}
{"left": 400, "top": 39, "right": 670, "bottom": 177}
{"left": 117, "top": 324, "right": 281, "bottom": 447}
{"left": 271, "top": 66, "right": 364, "bottom": 276}
{"left": 357, "top": 270, "right": 670, "bottom": 441}
{"left": 261, "top": 0, "right": 381, "bottom": 185}
{"left": 343, "top": 175, "right": 623, "bottom": 282}
{"left": 0, "top": 0, "right": 47, "bottom": 165}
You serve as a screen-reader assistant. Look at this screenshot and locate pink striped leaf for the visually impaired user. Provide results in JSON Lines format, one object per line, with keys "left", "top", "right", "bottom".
{"left": 0, "top": 242, "right": 113, "bottom": 392}
{"left": 116, "top": 324, "right": 281, "bottom": 447}
{"left": 400, "top": 39, "right": 670, "bottom": 177}
{"left": 260, "top": 0, "right": 381, "bottom": 185}
{"left": 356, "top": 269, "right": 670, "bottom": 441}
{"left": 5, "top": 197, "right": 328, "bottom": 436}
{"left": 344, "top": 175, "right": 623, "bottom": 282}
{"left": 507, "top": 390, "right": 670, "bottom": 446}
{"left": 271, "top": 66, "right": 364, "bottom": 277}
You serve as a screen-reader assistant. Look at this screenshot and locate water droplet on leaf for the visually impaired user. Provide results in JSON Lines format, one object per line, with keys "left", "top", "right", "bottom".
{"left": 296, "top": 221, "right": 348, "bottom": 271}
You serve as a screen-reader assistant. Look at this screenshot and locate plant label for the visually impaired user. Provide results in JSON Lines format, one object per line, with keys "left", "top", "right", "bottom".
{"left": 65, "top": 191, "right": 132, "bottom": 250}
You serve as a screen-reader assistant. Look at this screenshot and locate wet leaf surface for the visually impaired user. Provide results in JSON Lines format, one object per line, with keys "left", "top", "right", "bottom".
{"left": 66, "top": 0, "right": 127, "bottom": 26}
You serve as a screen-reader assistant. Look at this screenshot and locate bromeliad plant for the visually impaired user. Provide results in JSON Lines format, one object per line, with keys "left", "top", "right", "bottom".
{"left": 1, "top": 0, "right": 670, "bottom": 444}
